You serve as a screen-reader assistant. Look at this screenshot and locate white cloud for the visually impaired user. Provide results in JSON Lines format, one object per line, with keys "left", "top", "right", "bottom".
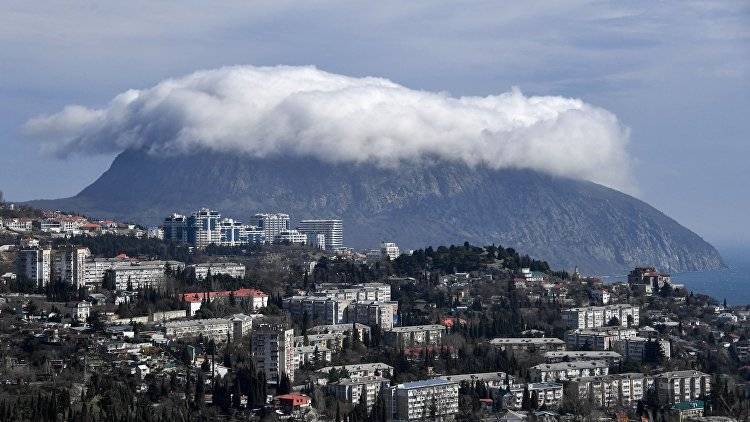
{"left": 23, "top": 65, "right": 634, "bottom": 191}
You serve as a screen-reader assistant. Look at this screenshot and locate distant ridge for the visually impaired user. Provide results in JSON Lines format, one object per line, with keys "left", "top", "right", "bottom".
{"left": 28, "top": 148, "right": 724, "bottom": 274}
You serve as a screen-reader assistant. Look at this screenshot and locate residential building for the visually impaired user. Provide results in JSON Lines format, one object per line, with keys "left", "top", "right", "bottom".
{"left": 387, "top": 378, "right": 459, "bottom": 421}
{"left": 519, "top": 267, "right": 546, "bottom": 282}
{"left": 253, "top": 213, "right": 290, "bottom": 242}
{"left": 317, "top": 363, "right": 393, "bottom": 380}
{"left": 317, "top": 282, "right": 391, "bottom": 302}
{"left": 569, "top": 373, "right": 653, "bottom": 408}
{"left": 66, "top": 301, "right": 91, "bottom": 321}
{"left": 283, "top": 296, "right": 350, "bottom": 324}
{"left": 162, "top": 213, "right": 190, "bottom": 243}
{"left": 295, "top": 333, "right": 345, "bottom": 352}
{"left": 274, "top": 393, "right": 311, "bottom": 413}
{"left": 329, "top": 376, "right": 390, "bottom": 412}
{"left": 613, "top": 337, "right": 671, "bottom": 362}
{"left": 294, "top": 345, "right": 332, "bottom": 368}
{"left": 380, "top": 242, "right": 400, "bottom": 260}
{"left": 562, "top": 304, "right": 640, "bottom": 329}
{"left": 628, "top": 267, "right": 671, "bottom": 290}
{"left": 16, "top": 248, "right": 52, "bottom": 288}
{"left": 489, "top": 337, "right": 566, "bottom": 353}
{"left": 498, "top": 383, "right": 564, "bottom": 410}
{"left": 82, "top": 257, "right": 184, "bottom": 290}
{"left": 437, "top": 372, "right": 514, "bottom": 390}
{"left": 297, "top": 219, "right": 343, "bottom": 251}
{"left": 182, "top": 288, "right": 268, "bottom": 316}
{"left": 251, "top": 321, "right": 296, "bottom": 384}
{"left": 655, "top": 370, "right": 711, "bottom": 405}
{"left": 229, "top": 313, "right": 263, "bottom": 339}
{"left": 384, "top": 325, "right": 446, "bottom": 348}
{"left": 345, "top": 300, "right": 398, "bottom": 330}
{"left": 308, "top": 323, "right": 371, "bottom": 341}
{"left": 564, "top": 327, "right": 638, "bottom": 351}
{"left": 669, "top": 400, "right": 705, "bottom": 421}
{"left": 164, "top": 318, "right": 231, "bottom": 341}
{"left": 52, "top": 246, "right": 91, "bottom": 287}
{"left": 188, "top": 262, "right": 246, "bottom": 280}
{"left": 529, "top": 360, "right": 609, "bottom": 382}
{"left": 543, "top": 351, "right": 622, "bottom": 365}
{"left": 274, "top": 229, "right": 308, "bottom": 245}
{"left": 188, "top": 208, "right": 222, "bottom": 248}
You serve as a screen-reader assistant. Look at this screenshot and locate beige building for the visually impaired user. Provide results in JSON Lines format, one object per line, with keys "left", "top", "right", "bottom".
{"left": 251, "top": 321, "right": 296, "bottom": 384}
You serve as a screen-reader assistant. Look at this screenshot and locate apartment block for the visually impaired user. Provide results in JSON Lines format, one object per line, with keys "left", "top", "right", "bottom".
{"left": 182, "top": 288, "right": 268, "bottom": 316}
{"left": 655, "top": 370, "right": 711, "bottom": 405}
{"left": 437, "top": 372, "right": 514, "bottom": 390}
{"left": 384, "top": 325, "right": 446, "bottom": 348}
{"left": 345, "top": 300, "right": 398, "bottom": 330}
{"left": 613, "top": 337, "right": 671, "bottom": 362}
{"left": 562, "top": 304, "right": 640, "bottom": 329}
{"left": 317, "top": 363, "right": 393, "bottom": 380}
{"left": 564, "top": 327, "right": 638, "bottom": 351}
{"left": 569, "top": 373, "right": 653, "bottom": 408}
{"left": 329, "top": 376, "right": 390, "bottom": 412}
{"left": 387, "top": 378, "right": 459, "bottom": 421}
{"left": 498, "top": 383, "right": 564, "bottom": 410}
{"left": 308, "top": 323, "right": 371, "bottom": 341}
{"left": 283, "top": 295, "right": 350, "bottom": 324}
{"left": 294, "top": 333, "right": 345, "bottom": 352}
{"left": 16, "top": 248, "right": 52, "bottom": 288}
{"left": 543, "top": 351, "right": 622, "bottom": 365}
{"left": 489, "top": 337, "right": 566, "bottom": 353}
{"left": 316, "top": 282, "right": 392, "bottom": 302}
{"left": 297, "top": 219, "right": 343, "bottom": 251}
{"left": 253, "top": 213, "right": 290, "bottom": 243}
{"left": 52, "top": 246, "right": 91, "bottom": 287}
{"left": 164, "top": 318, "right": 231, "bottom": 341}
{"left": 251, "top": 321, "right": 296, "bottom": 384}
{"left": 529, "top": 360, "right": 609, "bottom": 382}
{"left": 188, "top": 262, "right": 246, "bottom": 280}
{"left": 294, "top": 345, "right": 332, "bottom": 368}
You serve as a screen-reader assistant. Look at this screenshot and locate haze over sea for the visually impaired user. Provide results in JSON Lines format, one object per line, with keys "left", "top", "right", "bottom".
{"left": 605, "top": 245, "right": 750, "bottom": 305}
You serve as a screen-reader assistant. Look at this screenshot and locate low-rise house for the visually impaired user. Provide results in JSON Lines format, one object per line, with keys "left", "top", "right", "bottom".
{"left": 274, "top": 393, "right": 311, "bottom": 413}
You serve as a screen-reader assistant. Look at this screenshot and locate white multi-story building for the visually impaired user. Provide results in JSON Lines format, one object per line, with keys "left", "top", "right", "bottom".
{"left": 188, "top": 208, "right": 222, "bottom": 248}
{"left": 316, "top": 282, "right": 391, "bottom": 302}
{"left": 294, "top": 345, "right": 332, "bottom": 368}
{"left": 656, "top": 370, "right": 711, "bottom": 405}
{"left": 16, "top": 248, "right": 52, "bottom": 287}
{"left": 229, "top": 313, "right": 262, "bottom": 339}
{"left": 387, "top": 378, "right": 459, "bottom": 421}
{"left": 308, "top": 323, "right": 371, "bottom": 341}
{"left": 4, "top": 218, "right": 32, "bottom": 232}
{"left": 499, "top": 383, "right": 563, "bottom": 410}
{"left": 562, "top": 304, "right": 640, "bottom": 329}
{"left": 52, "top": 246, "right": 91, "bottom": 287}
{"left": 613, "top": 337, "right": 671, "bottom": 362}
{"left": 317, "top": 363, "right": 393, "bottom": 380}
{"left": 346, "top": 300, "right": 398, "bottom": 330}
{"left": 294, "top": 333, "right": 346, "bottom": 352}
{"left": 489, "top": 337, "right": 566, "bottom": 353}
{"left": 329, "top": 376, "right": 390, "bottom": 412}
{"left": 529, "top": 360, "right": 609, "bottom": 382}
{"left": 274, "top": 229, "right": 308, "bottom": 245}
{"left": 164, "top": 318, "right": 231, "bottom": 341}
{"left": 162, "top": 213, "right": 190, "bottom": 243}
{"left": 569, "top": 373, "right": 653, "bottom": 408}
{"left": 188, "top": 262, "right": 246, "bottom": 280}
{"left": 83, "top": 257, "right": 183, "bottom": 290}
{"left": 218, "top": 218, "right": 246, "bottom": 246}
{"left": 565, "top": 327, "right": 638, "bottom": 351}
{"left": 380, "top": 242, "right": 400, "bottom": 260}
{"left": 251, "top": 321, "right": 296, "bottom": 384}
{"left": 297, "top": 219, "right": 343, "bottom": 251}
{"left": 253, "top": 213, "right": 290, "bottom": 243}
{"left": 437, "top": 372, "right": 514, "bottom": 390}
{"left": 384, "top": 325, "right": 445, "bottom": 348}
{"left": 283, "top": 296, "right": 350, "bottom": 324}
{"left": 543, "top": 351, "right": 622, "bottom": 365}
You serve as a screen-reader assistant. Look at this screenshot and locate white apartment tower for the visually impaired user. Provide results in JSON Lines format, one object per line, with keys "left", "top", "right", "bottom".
{"left": 253, "top": 213, "right": 290, "bottom": 243}
{"left": 17, "top": 248, "right": 52, "bottom": 288}
{"left": 52, "top": 246, "right": 91, "bottom": 287}
{"left": 297, "top": 219, "right": 343, "bottom": 251}
{"left": 189, "top": 208, "right": 222, "bottom": 248}
{"left": 162, "top": 213, "right": 190, "bottom": 243}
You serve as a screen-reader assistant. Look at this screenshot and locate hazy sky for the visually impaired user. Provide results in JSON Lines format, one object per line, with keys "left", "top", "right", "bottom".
{"left": 1, "top": 1, "right": 748, "bottom": 247}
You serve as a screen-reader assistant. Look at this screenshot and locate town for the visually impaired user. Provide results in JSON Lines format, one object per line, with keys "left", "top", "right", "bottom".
{"left": 0, "top": 201, "right": 747, "bottom": 422}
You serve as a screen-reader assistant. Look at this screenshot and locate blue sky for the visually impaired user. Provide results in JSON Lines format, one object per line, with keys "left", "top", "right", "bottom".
{"left": 1, "top": 1, "right": 748, "bottom": 247}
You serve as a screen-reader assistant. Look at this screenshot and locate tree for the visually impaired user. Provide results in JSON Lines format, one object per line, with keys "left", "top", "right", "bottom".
{"left": 607, "top": 316, "right": 620, "bottom": 326}
{"left": 429, "top": 396, "right": 438, "bottom": 419}
{"left": 278, "top": 373, "right": 292, "bottom": 395}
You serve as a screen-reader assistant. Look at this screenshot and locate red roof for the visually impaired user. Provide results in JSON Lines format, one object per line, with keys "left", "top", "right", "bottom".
{"left": 275, "top": 393, "right": 311, "bottom": 407}
{"left": 181, "top": 288, "right": 267, "bottom": 303}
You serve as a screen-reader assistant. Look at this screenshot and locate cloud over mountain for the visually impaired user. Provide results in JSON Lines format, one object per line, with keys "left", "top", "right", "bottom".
{"left": 24, "top": 65, "right": 633, "bottom": 191}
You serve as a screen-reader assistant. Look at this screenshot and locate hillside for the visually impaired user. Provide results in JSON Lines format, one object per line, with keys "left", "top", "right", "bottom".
{"left": 28, "top": 149, "right": 724, "bottom": 274}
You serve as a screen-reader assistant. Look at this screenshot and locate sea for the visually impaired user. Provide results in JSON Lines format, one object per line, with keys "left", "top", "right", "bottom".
{"left": 603, "top": 245, "right": 750, "bottom": 305}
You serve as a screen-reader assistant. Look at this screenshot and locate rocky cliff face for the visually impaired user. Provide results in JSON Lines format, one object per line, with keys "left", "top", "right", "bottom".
{"left": 29, "top": 149, "right": 724, "bottom": 274}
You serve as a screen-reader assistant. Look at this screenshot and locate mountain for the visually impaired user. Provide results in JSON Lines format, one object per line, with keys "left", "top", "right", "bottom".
{"left": 28, "top": 149, "right": 723, "bottom": 274}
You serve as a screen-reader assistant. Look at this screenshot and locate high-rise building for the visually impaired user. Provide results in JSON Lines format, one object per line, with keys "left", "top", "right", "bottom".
{"left": 188, "top": 208, "right": 222, "bottom": 248}
{"left": 162, "top": 213, "right": 189, "bottom": 243}
{"left": 17, "top": 248, "right": 52, "bottom": 288}
{"left": 297, "top": 219, "right": 343, "bottom": 251}
{"left": 253, "top": 213, "right": 290, "bottom": 243}
{"left": 380, "top": 242, "right": 400, "bottom": 260}
{"left": 219, "top": 218, "right": 245, "bottom": 246}
{"left": 251, "top": 320, "right": 296, "bottom": 384}
{"left": 52, "top": 246, "right": 91, "bottom": 288}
